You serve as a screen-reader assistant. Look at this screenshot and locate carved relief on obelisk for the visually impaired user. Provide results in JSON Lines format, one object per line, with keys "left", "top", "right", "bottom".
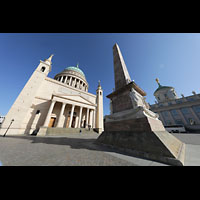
{"left": 108, "top": 43, "right": 151, "bottom": 115}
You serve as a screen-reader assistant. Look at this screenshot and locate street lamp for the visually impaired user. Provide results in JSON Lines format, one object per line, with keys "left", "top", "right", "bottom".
{"left": 3, "top": 119, "right": 14, "bottom": 137}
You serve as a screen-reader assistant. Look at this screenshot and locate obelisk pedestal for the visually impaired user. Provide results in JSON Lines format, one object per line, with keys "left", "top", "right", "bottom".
{"left": 96, "top": 44, "right": 185, "bottom": 166}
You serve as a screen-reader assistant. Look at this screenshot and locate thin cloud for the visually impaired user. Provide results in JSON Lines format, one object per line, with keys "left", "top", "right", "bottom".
{"left": 159, "top": 64, "right": 165, "bottom": 69}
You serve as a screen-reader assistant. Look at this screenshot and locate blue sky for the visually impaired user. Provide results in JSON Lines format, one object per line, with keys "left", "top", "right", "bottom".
{"left": 0, "top": 33, "right": 200, "bottom": 116}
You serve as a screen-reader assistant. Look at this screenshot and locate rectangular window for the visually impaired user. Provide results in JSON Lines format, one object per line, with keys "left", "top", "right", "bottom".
{"left": 175, "top": 119, "right": 184, "bottom": 125}
{"left": 162, "top": 111, "right": 168, "bottom": 117}
{"left": 187, "top": 98, "right": 194, "bottom": 102}
{"left": 171, "top": 109, "right": 178, "bottom": 116}
{"left": 176, "top": 99, "right": 182, "bottom": 104}
{"left": 181, "top": 107, "right": 190, "bottom": 114}
{"left": 193, "top": 105, "right": 200, "bottom": 113}
{"left": 166, "top": 120, "right": 172, "bottom": 125}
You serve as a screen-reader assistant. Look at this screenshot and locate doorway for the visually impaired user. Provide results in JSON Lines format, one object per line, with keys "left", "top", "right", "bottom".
{"left": 48, "top": 117, "right": 56, "bottom": 127}
{"left": 66, "top": 116, "right": 70, "bottom": 128}
{"left": 83, "top": 120, "right": 86, "bottom": 128}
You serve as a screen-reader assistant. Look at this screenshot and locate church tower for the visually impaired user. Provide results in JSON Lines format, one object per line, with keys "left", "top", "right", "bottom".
{"left": 0, "top": 55, "right": 53, "bottom": 136}
{"left": 96, "top": 80, "right": 104, "bottom": 133}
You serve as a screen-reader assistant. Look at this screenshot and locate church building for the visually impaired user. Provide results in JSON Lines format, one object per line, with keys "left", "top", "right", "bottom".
{"left": 0, "top": 55, "right": 104, "bottom": 136}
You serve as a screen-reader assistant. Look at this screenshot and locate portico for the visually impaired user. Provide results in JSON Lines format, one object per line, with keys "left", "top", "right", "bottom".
{"left": 44, "top": 94, "right": 96, "bottom": 129}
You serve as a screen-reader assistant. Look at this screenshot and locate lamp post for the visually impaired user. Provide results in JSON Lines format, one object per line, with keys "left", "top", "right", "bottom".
{"left": 3, "top": 119, "right": 14, "bottom": 137}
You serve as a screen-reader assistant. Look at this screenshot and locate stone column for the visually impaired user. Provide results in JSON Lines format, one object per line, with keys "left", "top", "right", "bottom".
{"left": 74, "top": 78, "right": 77, "bottom": 87}
{"left": 75, "top": 79, "right": 77, "bottom": 87}
{"left": 68, "top": 104, "right": 75, "bottom": 128}
{"left": 81, "top": 82, "right": 84, "bottom": 90}
{"left": 86, "top": 108, "right": 90, "bottom": 128}
{"left": 89, "top": 109, "right": 93, "bottom": 127}
{"left": 75, "top": 116, "right": 79, "bottom": 128}
{"left": 69, "top": 76, "right": 72, "bottom": 86}
{"left": 80, "top": 81, "right": 83, "bottom": 90}
{"left": 78, "top": 106, "right": 83, "bottom": 128}
{"left": 64, "top": 76, "right": 68, "bottom": 84}
{"left": 43, "top": 100, "right": 56, "bottom": 127}
{"left": 77, "top": 79, "right": 80, "bottom": 89}
{"left": 93, "top": 109, "right": 96, "bottom": 128}
{"left": 82, "top": 83, "right": 85, "bottom": 91}
{"left": 60, "top": 76, "right": 63, "bottom": 83}
{"left": 57, "top": 103, "right": 66, "bottom": 127}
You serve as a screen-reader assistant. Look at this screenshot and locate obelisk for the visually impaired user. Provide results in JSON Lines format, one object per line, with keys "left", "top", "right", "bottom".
{"left": 96, "top": 43, "right": 185, "bottom": 166}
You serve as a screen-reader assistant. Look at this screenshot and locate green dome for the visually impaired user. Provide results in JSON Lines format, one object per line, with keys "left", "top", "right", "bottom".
{"left": 154, "top": 83, "right": 173, "bottom": 95}
{"left": 64, "top": 66, "right": 85, "bottom": 77}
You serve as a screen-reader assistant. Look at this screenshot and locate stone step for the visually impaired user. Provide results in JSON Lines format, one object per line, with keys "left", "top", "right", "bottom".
{"left": 46, "top": 127, "right": 97, "bottom": 136}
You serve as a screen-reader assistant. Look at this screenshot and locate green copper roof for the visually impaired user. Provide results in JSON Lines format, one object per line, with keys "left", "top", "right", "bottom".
{"left": 154, "top": 83, "right": 172, "bottom": 94}
{"left": 64, "top": 65, "right": 85, "bottom": 77}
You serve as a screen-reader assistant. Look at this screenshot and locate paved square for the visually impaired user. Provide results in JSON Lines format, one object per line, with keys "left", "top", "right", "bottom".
{"left": 0, "top": 133, "right": 200, "bottom": 166}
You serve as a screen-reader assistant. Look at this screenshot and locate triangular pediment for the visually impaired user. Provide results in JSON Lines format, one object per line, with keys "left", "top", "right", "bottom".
{"left": 52, "top": 93, "right": 96, "bottom": 106}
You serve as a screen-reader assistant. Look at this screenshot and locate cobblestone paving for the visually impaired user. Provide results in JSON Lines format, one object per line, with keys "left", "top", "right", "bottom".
{"left": 1, "top": 133, "right": 200, "bottom": 166}
{"left": 0, "top": 134, "right": 137, "bottom": 166}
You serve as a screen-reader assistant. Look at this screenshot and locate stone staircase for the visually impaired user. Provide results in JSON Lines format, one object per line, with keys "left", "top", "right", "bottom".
{"left": 46, "top": 127, "right": 98, "bottom": 136}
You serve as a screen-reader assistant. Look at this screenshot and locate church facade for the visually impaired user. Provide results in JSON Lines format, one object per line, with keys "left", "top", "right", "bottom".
{"left": 0, "top": 55, "right": 104, "bottom": 136}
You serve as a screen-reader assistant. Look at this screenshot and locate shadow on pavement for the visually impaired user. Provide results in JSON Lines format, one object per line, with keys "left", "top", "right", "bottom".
{"left": 4, "top": 135, "right": 152, "bottom": 163}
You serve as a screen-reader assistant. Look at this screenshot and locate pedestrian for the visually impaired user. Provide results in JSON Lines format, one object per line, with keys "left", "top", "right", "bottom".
{"left": 79, "top": 129, "right": 82, "bottom": 134}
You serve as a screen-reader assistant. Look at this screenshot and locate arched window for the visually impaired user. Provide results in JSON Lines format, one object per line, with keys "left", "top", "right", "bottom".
{"left": 41, "top": 66, "right": 46, "bottom": 72}
{"left": 36, "top": 110, "right": 40, "bottom": 114}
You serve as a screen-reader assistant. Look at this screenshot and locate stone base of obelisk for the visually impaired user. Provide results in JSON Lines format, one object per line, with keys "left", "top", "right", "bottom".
{"left": 96, "top": 108, "right": 185, "bottom": 166}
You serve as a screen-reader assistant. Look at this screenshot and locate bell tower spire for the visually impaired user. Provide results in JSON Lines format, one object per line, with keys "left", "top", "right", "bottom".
{"left": 44, "top": 54, "right": 54, "bottom": 66}
{"left": 96, "top": 80, "right": 104, "bottom": 133}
